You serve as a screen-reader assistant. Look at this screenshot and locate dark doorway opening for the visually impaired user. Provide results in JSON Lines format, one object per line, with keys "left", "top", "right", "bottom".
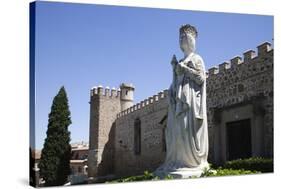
{"left": 226, "top": 119, "right": 252, "bottom": 160}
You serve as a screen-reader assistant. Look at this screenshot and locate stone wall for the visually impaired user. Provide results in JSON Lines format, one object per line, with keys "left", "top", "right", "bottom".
{"left": 114, "top": 90, "right": 168, "bottom": 177}
{"left": 206, "top": 42, "right": 273, "bottom": 163}
{"left": 88, "top": 87, "right": 121, "bottom": 178}
{"left": 88, "top": 42, "right": 273, "bottom": 178}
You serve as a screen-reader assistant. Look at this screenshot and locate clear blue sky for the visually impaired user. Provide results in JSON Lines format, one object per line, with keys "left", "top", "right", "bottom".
{"left": 34, "top": 1, "right": 273, "bottom": 150}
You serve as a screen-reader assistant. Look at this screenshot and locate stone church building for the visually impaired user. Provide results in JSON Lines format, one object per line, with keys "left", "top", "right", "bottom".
{"left": 87, "top": 42, "right": 273, "bottom": 179}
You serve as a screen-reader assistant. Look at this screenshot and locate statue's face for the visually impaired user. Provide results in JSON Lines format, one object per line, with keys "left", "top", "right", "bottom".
{"left": 179, "top": 32, "right": 195, "bottom": 55}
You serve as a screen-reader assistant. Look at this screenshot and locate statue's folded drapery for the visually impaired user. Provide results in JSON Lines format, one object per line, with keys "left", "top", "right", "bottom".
{"left": 155, "top": 24, "right": 209, "bottom": 178}
{"left": 161, "top": 53, "right": 209, "bottom": 170}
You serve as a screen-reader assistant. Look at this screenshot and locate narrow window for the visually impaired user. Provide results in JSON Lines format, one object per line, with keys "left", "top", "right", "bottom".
{"left": 162, "top": 127, "right": 166, "bottom": 152}
{"left": 134, "top": 118, "right": 141, "bottom": 155}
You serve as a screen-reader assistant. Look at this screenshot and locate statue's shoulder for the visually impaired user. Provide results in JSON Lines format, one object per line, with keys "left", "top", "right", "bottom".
{"left": 191, "top": 53, "right": 205, "bottom": 70}
{"left": 192, "top": 53, "right": 204, "bottom": 63}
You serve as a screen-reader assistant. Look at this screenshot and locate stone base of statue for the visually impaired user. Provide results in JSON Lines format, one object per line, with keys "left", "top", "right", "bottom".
{"left": 154, "top": 163, "right": 210, "bottom": 179}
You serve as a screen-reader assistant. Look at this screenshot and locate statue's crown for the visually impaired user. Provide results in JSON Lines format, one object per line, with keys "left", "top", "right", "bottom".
{"left": 179, "top": 24, "right": 198, "bottom": 38}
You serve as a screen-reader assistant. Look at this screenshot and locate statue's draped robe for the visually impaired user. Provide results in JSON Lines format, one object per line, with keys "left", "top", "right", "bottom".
{"left": 161, "top": 53, "right": 209, "bottom": 171}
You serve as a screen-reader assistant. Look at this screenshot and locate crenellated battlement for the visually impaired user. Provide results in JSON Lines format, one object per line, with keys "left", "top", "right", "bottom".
{"left": 89, "top": 40, "right": 274, "bottom": 178}
{"left": 90, "top": 85, "right": 121, "bottom": 98}
{"left": 116, "top": 89, "right": 169, "bottom": 118}
{"left": 206, "top": 42, "right": 273, "bottom": 78}
{"left": 90, "top": 42, "right": 273, "bottom": 124}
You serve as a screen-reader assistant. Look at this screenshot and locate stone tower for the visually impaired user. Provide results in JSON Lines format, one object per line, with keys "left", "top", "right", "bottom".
{"left": 120, "top": 83, "right": 135, "bottom": 111}
{"left": 88, "top": 86, "right": 121, "bottom": 179}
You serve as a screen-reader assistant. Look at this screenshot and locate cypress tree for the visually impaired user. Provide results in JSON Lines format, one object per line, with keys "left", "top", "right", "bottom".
{"left": 39, "top": 86, "right": 72, "bottom": 186}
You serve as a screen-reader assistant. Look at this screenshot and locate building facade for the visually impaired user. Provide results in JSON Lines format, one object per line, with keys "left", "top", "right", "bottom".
{"left": 88, "top": 42, "right": 273, "bottom": 178}
{"left": 69, "top": 142, "right": 89, "bottom": 184}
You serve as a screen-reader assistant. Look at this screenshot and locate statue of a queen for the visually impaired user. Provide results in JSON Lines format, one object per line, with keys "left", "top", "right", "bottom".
{"left": 155, "top": 24, "right": 209, "bottom": 178}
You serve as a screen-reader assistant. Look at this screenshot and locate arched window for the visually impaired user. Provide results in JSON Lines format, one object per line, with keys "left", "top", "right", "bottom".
{"left": 134, "top": 118, "right": 141, "bottom": 155}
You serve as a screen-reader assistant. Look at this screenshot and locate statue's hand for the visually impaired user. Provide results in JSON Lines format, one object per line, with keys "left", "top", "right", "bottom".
{"left": 178, "top": 61, "right": 198, "bottom": 75}
{"left": 175, "top": 64, "right": 183, "bottom": 75}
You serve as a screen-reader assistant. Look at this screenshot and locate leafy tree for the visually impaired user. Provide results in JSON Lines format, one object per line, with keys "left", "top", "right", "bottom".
{"left": 39, "top": 86, "right": 72, "bottom": 186}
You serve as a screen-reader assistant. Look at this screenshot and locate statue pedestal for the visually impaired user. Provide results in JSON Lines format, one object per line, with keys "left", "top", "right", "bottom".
{"left": 154, "top": 162, "right": 210, "bottom": 179}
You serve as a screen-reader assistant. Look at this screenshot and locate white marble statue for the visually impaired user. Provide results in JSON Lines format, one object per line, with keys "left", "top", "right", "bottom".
{"left": 155, "top": 24, "right": 209, "bottom": 178}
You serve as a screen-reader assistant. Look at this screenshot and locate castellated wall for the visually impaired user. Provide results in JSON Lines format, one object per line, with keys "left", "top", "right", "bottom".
{"left": 206, "top": 42, "right": 273, "bottom": 164}
{"left": 88, "top": 87, "right": 121, "bottom": 178}
{"left": 114, "top": 90, "right": 168, "bottom": 177}
{"left": 88, "top": 42, "right": 273, "bottom": 179}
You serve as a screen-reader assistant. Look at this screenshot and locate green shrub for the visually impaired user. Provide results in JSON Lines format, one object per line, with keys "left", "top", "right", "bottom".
{"left": 201, "top": 168, "right": 259, "bottom": 177}
{"left": 106, "top": 171, "right": 174, "bottom": 183}
{"left": 107, "top": 171, "right": 158, "bottom": 183}
{"left": 163, "top": 174, "right": 173, "bottom": 180}
{"left": 223, "top": 157, "right": 273, "bottom": 173}
{"left": 107, "top": 158, "right": 273, "bottom": 183}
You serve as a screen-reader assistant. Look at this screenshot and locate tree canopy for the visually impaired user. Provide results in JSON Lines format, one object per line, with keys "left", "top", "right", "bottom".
{"left": 39, "top": 86, "right": 72, "bottom": 186}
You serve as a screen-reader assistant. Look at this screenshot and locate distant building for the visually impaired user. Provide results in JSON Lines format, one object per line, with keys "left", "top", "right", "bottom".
{"left": 30, "top": 149, "right": 42, "bottom": 187}
{"left": 32, "top": 142, "right": 89, "bottom": 185}
{"left": 69, "top": 142, "right": 89, "bottom": 184}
